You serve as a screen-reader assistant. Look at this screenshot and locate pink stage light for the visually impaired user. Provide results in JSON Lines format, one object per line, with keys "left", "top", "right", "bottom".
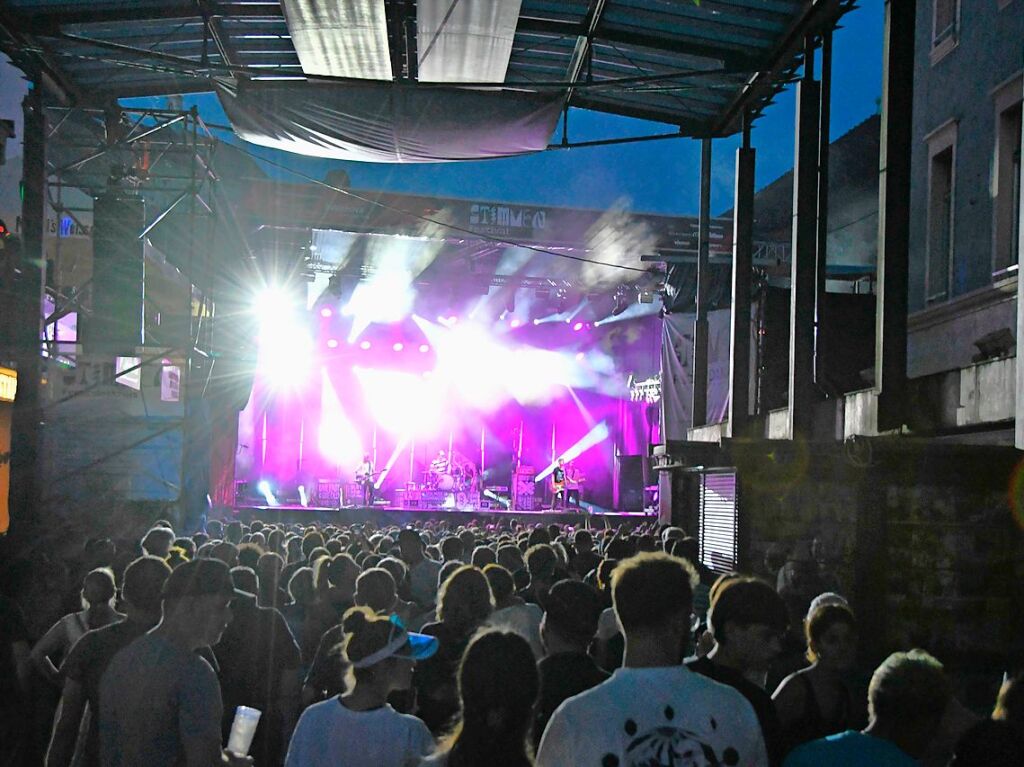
{"left": 393, "top": 342, "right": 404, "bottom": 352}
{"left": 320, "top": 307, "right": 333, "bottom": 318}
{"left": 419, "top": 344, "right": 430, "bottom": 353}
{"left": 575, "top": 351, "right": 585, "bottom": 361}
{"left": 326, "top": 338, "right": 339, "bottom": 349}
{"left": 510, "top": 318, "right": 522, "bottom": 329}
{"left": 573, "top": 322, "right": 584, "bottom": 331}
{"left": 359, "top": 340, "right": 371, "bottom": 350}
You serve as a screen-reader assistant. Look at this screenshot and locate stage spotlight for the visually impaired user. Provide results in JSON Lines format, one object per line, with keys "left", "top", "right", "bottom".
{"left": 612, "top": 293, "right": 629, "bottom": 316}
{"left": 573, "top": 322, "right": 584, "bottom": 331}
{"left": 326, "top": 338, "right": 339, "bottom": 349}
{"left": 535, "top": 421, "right": 610, "bottom": 482}
{"left": 510, "top": 318, "right": 521, "bottom": 329}
{"left": 298, "top": 485, "right": 308, "bottom": 507}
{"left": 257, "top": 480, "right": 278, "bottom": 506}
{"left": 393, "top": 342, "right": 404, "bottom": 352}
{"left": 419, "top": 344, "right": 430, "bottom": 353}
{"left": 575, "top": 352, "right": 585, "bottom": 361}
{"left": 360, "top": 340, "right": 371, "bottom": 350}
{"left": 532, "top": 318, "right": 541, "bottom": 326}
{"left": 320, "top": 307, "right": 333, "bottom": 318}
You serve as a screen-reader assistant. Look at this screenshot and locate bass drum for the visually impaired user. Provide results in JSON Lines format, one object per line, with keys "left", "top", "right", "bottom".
{"left": 436, "top": 474, "right": 456, "bottom": 491}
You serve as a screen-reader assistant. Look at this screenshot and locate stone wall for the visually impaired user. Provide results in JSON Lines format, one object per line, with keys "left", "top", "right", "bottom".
{"left": 670, "top": 438, "right": 1024, "bottom": 674}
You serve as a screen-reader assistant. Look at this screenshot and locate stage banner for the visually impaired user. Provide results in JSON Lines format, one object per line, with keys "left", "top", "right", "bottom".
{"left": 660, "top": 310, "right": 732, "bottom": 440}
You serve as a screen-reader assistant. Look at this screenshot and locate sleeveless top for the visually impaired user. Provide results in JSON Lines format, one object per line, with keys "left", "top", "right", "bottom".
{"left": 781, "top": 672, "right": 853, "bottom": 752}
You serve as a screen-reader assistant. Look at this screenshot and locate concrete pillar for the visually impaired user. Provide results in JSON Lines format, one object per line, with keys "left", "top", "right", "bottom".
{"left": 788, "top": 40, "right": 821, "bottom": 439}
{"left": 692, "top": 138, "right": 712, "bottom": 428}
{"left": 875, "top": 0, "right": 915, "bottom": 432}
{"left": 9, "top": 81, "right": 46, "bottom": 535}
{"left": 729, "top": 118, "right": 755, "bottom": 437}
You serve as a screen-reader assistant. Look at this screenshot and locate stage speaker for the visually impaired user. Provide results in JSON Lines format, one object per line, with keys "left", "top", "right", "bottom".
{"left": 617, "top": 455, "right": 647, "bottom": 511}
{"left": 759, "top": 287, "right": 876, "bottom": 410}
{"left": 86, "top": 191, "right": 145, "bottom": 353}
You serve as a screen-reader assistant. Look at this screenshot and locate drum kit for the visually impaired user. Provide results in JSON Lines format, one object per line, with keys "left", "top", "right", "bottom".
{"left": 423, "top": 464, "right": 476, "bottom": 493}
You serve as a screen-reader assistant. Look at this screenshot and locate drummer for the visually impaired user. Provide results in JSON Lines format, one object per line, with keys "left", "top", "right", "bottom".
{"left": 430, "top": 449, "right": 450, "bottom": 475}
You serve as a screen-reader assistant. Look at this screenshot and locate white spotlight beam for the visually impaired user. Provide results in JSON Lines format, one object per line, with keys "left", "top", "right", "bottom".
{"left": 375, "top": 437, "right": 410, "bottom": 490}
{"left": 535, "top": 420, "right": 610, "bottom": 482}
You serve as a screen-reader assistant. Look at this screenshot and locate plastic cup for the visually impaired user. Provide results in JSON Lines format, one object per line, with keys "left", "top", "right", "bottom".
{"left": 226, "top": 706, "right": 261, "bottom": 757}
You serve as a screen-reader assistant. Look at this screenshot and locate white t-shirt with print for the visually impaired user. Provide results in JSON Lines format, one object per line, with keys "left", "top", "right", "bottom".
{"left": 285, "top": 698, "right": 434, "bottom": 767}
{"left": 536, "top": 665, "right": 768, "bottom": 767}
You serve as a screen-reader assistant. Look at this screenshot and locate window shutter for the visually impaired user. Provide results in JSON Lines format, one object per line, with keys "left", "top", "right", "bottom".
{"left": 699, "top": 471, "right": 738, "bottom": 573}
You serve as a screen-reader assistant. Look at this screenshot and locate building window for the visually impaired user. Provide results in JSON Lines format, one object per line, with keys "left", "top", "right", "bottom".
{"left": 931, "top": 0, "right": 959, "bottom": 63}
{"left": 925, "top": 121, "right": 957, "bottom": 304}
{"left": 993, "top": 75, "right": 1023, "bottom": 276}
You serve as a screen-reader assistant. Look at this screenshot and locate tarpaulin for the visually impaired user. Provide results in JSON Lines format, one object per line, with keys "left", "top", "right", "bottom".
{"left": 216, "top": 80, "right": 564, "bottom": 163}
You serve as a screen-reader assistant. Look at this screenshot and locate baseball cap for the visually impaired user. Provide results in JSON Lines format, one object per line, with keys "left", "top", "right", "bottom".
{"left": 351, "top": 615, "right": 439, "bottom": 668}
{"left": 162, "top": 559, "right": 248, "bottom": 602}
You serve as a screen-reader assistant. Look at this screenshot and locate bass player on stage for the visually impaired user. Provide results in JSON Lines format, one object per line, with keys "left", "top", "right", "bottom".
{"left": 565, "top": 460, "right": 585, "bottom": 509}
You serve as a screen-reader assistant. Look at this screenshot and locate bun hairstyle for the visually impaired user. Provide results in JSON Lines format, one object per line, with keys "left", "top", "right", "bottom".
{"left": 341, "top": 606, "right": 395, "bottom": 666}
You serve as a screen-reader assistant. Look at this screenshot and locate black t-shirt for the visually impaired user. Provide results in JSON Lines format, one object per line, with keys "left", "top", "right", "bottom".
{"left": 214, "top": 595, "right": 301, "bottom": 766}
{"left": 553, "top": 467, "right": 566, "bottom": 483}
{"left": 62, "top": 618, "right": 149, "bottom": 767}
{"left": 304, "top": 624, "right": 346, "bottom": 701}
{"left": 534, "top": 651, "right": 609, "bottom": 749}
{"left": 686, "top": 655, "right": 784, "bottom": 767}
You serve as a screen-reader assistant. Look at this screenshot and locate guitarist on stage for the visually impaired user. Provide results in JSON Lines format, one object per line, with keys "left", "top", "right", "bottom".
{"left": 355, "top": 454, "right": 376, "bottom": 506}
{"left": 565, "top": 460, "right": 585, "bottom": 509}
{"left": 551, "top": 458, "right": 567, "bottom": 510}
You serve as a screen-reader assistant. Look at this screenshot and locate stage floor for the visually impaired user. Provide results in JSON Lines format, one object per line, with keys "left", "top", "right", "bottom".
{"left": 230, "top": 504, "right": 655, "bottom": 527}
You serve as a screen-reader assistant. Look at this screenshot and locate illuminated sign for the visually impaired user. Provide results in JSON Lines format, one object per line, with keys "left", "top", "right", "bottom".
{"left": 0, "top": 367, "right": 16, "bottom": 403}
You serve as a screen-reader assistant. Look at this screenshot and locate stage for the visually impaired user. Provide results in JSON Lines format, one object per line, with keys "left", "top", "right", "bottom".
{"left": 228, "top": 503, "right": 655, "bottom": 528}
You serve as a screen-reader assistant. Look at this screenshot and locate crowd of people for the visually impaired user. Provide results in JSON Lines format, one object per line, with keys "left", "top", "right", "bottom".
{"left": 1, "top": 515, "right": 1021, "bottom": 767}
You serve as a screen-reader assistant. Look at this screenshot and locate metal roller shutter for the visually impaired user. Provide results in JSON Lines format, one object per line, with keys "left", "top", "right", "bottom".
{"left": 699, "top": 471, "right": 738, "bottom": 573}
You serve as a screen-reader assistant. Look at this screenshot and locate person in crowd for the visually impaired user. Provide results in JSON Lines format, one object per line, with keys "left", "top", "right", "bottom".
{"left": 440, "top": 537, "right": 465, "bottom": 564}
{"left": 520, "top": 544, "right": 558, "bottom": 607}
{"left": 592, "top": 558, "right": 622, "bottom": 671}
{"left": 420, "top": 631, "right": 538, "bottom": 767}
{"left": 0, "top": 591, "right": 32, "bottom": 767}
{"left": 483, "top": 564, "right": 543, "bottom": 658}
{"left": 141, "top": 527, "right": 176, "bottom": 559}
{"left": 281, "top": 566, "right": 318, "bottom": 664}
{"left": 414, "top": 566, "right": 494, "bottom": 734}
{"left": 256, "top": 552, "right": 288, "bottom": 609}
{"left": 47, "top": 556, "right": 172, "bottom": 767}
{"left": 399, "top": 528, "right": 443, "bottom": 610}
{"left": 686, "top": 577, "right": 787, "bottom": 766}
{"left": 569, "top": 530, "right": 601, "bottom": 579}
{"left": 303, "top": 567, "right": 398, "bottom": 705}
{"left": 496, "top": 544, "right": 530, "bottom": 592}
{"left": 30, "top": 568, "right": 123, "bottom": 688}
{"left": 470, "top": 546, "right": 496, "bottom": 568}
{"left": 783, "top": 649, "right": 950, "bottom": 767}
{"left": 772, "top": 602, "right": 864, "bottom": 752}
{"left": 536, "top": 552, "right": 768, "bottom": 766}
{"left": 98, "top": 558, "right": 251, "bottom": 767}
{"left": 533, "top": 580, "right": 608, "bottom": 749}
{"left": 284, "top": 607, "right": 437, "bottom": 767}
{"left": 948, "top": 673, "right": 1024, "bottom": 766}
{"left": 215, "top": 567, "right": 301, "bottom": 767}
